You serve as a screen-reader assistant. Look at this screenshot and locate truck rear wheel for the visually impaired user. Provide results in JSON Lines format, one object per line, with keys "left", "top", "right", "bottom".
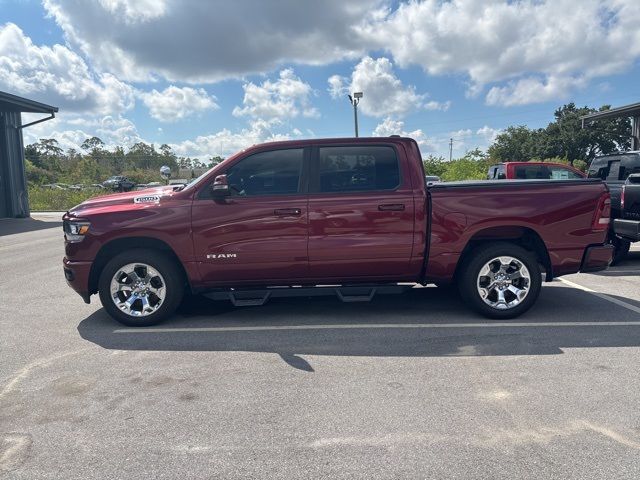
{"left": 611, "top": 237, "right": 630, "bottom": 265}
{"left": 457, "top": 242, "right": 542, "bottom": 319}
{"left": 98, "top": 249, "right": 184, "bottom": 327}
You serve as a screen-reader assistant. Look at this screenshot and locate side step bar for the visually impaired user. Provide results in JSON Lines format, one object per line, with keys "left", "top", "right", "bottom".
{"left": 203, "top": 284, "right": 412, "bottom": 307}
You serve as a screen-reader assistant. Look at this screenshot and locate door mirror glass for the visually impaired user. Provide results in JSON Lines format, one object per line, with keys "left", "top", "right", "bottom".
{"left": 211, "top": 174, "right": 231, "bottom": 198}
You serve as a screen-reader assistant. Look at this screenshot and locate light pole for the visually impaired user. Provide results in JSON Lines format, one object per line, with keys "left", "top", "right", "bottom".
{"left": 347, "top": 92, "right": 363, "bottom": 137}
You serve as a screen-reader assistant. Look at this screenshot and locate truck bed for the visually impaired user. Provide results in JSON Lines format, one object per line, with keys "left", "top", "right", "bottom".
{"left": 426, "top": 178, "right": 610, "bottom": 282}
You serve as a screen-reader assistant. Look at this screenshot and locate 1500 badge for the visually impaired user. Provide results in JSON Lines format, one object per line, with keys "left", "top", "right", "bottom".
{"left": 207, "top": 253, "right": 237, "bottom": 259}
{"left": 134, "top": 195, "right": 161, "bottom": 204}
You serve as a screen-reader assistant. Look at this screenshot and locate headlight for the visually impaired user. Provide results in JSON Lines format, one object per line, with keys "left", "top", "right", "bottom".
{"left": 63, "top": 220, "right": 91, "bottom": 242}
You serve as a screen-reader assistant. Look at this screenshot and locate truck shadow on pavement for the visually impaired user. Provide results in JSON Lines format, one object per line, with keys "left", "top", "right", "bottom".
{"left": 77, "top": 285, "right": 640, "bottom": 370}
{"left": 590, "top": 250, "right": 640, "bottom": 276}
{"left": 0, "top": 217, "right": 61, "bottom": 236}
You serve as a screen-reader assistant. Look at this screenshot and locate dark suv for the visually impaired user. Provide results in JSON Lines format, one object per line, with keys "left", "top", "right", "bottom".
{"left": 588, "top": 151, "right": 640, "bottom": 262}
{"left": 102, "top": 175, "right": 135, "bottom": 192}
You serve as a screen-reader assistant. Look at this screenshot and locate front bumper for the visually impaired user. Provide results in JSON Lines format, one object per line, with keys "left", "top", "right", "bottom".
{"left": 579, "top": 244, "right": 614, "bottom": 273}
{"left": 614, "top": 219, "right": 640, "bottom": 242}
{"left": 63, "top": 257, "right": 92, "bottom": 303}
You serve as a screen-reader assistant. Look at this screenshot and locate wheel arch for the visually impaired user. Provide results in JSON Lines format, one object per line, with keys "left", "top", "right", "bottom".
{"left": 455, "top": 226, "right": 553, "bottom": 281}
{"left": 89, "top": 236, "right": 189, "bottom": 295}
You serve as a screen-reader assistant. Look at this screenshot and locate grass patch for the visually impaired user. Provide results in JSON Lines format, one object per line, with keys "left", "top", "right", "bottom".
{"left": 29, "top": 186, "right": 105, "bottom": 211}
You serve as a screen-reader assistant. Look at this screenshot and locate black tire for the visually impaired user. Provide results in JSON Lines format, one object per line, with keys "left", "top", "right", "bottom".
{"left": 98, "top": 249, "right": 184, "bottom": 326}
{"left": 611, "top": 237, "right": 630, "bottom": 265}
{"left": 457, "top": 242, "right": 542, "bottom": 319}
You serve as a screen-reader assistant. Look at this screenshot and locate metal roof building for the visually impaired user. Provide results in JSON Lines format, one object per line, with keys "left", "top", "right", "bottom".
{"left": 0, "top": 91, "right": 58, "bottom": 218}
{"left": 581, "top": 102, "right": 640, "bottom": 151}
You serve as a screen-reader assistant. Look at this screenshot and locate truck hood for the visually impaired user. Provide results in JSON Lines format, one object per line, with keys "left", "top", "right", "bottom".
{"left": 69, "top": 185, "right": 178, "bottom": 216}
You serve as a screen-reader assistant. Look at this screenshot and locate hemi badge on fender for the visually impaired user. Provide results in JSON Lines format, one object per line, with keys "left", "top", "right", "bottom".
{"left": 134, "top": 195, "right": 161, "bottom": 204}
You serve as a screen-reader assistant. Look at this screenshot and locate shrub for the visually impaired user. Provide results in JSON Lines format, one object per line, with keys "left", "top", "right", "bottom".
{"left": 28, "top": 186, "right": 104, "bottom": 211}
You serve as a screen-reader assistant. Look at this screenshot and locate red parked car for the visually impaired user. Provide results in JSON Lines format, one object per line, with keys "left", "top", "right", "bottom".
{"left": 63, "top": 137, "right": 612, "bottom": 326}
{"left": 488, "top": 162, "right": 586, "bottom": 180}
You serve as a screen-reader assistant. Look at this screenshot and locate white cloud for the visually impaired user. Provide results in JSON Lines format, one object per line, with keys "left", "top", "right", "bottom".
{"left": 0, "top": 23, "right": 134, "bottom": 115}
{"left": 329, "top": 57, "right": 449, "bottom": 118}
{"left": 171, "top": 119, "right": 293, "bottom": 159}
{"left": 22, "top": 114, "right": 143, "bottom": 151}
{"left": 371, "top": 119, "right": 501, "bottom": 157}
{"left": 425, "top": 100, "right": 451, "bottom": 111}
{"left": 22, "top": 112, "right": 298, "bottom": 160}
{"left": 444, "top": 126, "right": 501, "bottom": 157}
{"left": 485, "top": 76, "right": 586, "bottom": 107}
{"left": 328, "top": 74, "right": 348, "bottom": 99}
{"left": 476, "top": 125, "right": 501, "bottom": 144}
{"left": 372, "top": 117, "right": 432, "bottom": 148}
{"left": 97, "top": 0, "right": 167, "bottom": 22}
{"left": 232, "top": 69, "right": 318, "bottom": 124}
{"left": 357, "top": 0, "right": 640, "bottom": 106}
{"left": 139, "top": 85, "right": 218, "bottom": 122}
{"left": 43, "top": 0, "right": 382, "bottom": 82}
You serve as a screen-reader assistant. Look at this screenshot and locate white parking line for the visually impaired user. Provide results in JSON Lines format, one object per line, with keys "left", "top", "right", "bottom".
{"left": 558, "top": 277, "right": 640, "bottom": 315}
{"left": 114, "top": 321, "right": 640, "bottom": 334}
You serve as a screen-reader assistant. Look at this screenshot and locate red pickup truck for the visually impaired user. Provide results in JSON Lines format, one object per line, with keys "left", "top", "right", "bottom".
{"left": 62, "top": 137, "right": 613, "bottom": 326}
{"left": 487, "top": 162, "right": 586, "bottom": 180}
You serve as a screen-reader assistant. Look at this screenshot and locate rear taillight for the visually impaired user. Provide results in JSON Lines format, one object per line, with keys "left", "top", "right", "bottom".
{"left": 621, "top": 185, "right": 626, "bottom": 211}
{"left": 592, "top": 193, "right": 611, "bottom": 231}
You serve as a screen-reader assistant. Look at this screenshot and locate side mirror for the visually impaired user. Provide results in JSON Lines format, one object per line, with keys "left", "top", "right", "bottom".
{"left": 627, "top": 173, "right": 640, "bottom": 184}
{"left": 497, "top": 173, "right": 506, "bottom": 180}
{"left": 211, "top": 174, "right": 231, "bottom": 198}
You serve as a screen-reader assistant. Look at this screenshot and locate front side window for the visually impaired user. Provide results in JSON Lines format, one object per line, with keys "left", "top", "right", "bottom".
{"left": 318, "top": 146, "right": 400, "bottom": 193}
{"left": 225, "top": 148, "right": 303, "bottom": 196}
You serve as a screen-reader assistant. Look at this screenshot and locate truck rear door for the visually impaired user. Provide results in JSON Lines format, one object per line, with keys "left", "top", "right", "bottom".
{"left": 307, "top": 143, "right": 415, "bottom": 279}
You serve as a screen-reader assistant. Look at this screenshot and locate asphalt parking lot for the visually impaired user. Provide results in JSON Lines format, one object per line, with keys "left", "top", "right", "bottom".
{"left": 2, "top": 213, "right": 640, "bottom": 479}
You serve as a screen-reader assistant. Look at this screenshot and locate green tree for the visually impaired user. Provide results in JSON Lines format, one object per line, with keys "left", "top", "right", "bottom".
{"left": 35, "top": 139, "right": 64, "bottom": 172}
{"left": 440, "top": 150, "right": 491, "bottom": 181}
{"left": 542, "top": 103, "right": 631, "bottom": 163}
{"left": 423, "top": 155, "right": 447, "bottom": 178}
{"left": 488, "top": 126, "right": 539, "bottom": 162}
{"left": 24, "top": 143, "right": 42, "bottom": 168}
{"left": 81, "top": 136, "right": 105, "bottom": 154}
{"left": 36, "top": 138, "right": 63, "bottom": 157}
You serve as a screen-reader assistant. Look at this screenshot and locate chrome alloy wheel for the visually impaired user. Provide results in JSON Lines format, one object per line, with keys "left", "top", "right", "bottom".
{"left": 110, "top": 263, "right": 166, "bottom": 317}
{"left": 476, "top": 256, "right": 531, "bottom": 310}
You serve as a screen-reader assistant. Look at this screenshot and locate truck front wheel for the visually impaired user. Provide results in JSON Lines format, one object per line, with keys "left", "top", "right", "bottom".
{"left": 457, "top": 243, "right": 542, "bottom": 319}
{"left": 98, "top": 249, "right": 184, "bottom": 326}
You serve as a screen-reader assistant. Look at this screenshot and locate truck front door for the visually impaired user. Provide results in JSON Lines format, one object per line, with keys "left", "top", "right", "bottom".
{"left": 191, "top": 147, "right": 309, "bottom": 285}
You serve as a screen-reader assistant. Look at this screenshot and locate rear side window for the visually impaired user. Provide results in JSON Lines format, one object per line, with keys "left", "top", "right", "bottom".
{"left": 620, "top": 155, "right": 640, "bottom": 180}
{"left": 318, "top": 146, "right": 400, "bottom": 193}
{"left": 588, "top": 158, "right": 620, "bottom": 181}
{"left": 225, "top": 148, "right": 303, "bottom": 196}
{"left": 547, "top": 166, "right": 583, "bottom": 180}
{"left": 622, "top": 166, "right": 640, "bottom": 180}
{"left": 514, "top": 165, "right": 550, "bottom": 179}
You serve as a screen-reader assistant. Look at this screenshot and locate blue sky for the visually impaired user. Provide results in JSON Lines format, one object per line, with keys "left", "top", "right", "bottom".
{"left": 1, "top": 0, "right": 639, "bottom": 160}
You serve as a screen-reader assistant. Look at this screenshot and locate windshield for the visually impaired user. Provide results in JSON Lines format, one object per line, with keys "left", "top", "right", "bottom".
{"left": 179, "top": 167, "right": 217, "bottom": 191}
{"left": 180, "top": 150, "right": 244, "bottom": 191}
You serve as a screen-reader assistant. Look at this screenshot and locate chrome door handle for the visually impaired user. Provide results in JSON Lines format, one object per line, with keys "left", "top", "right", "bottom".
{"left": 378, "top": 204, "right": 405, "bottom": 211}
{"left": 274, "top": 208, "right": 301, "bottom": 216}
